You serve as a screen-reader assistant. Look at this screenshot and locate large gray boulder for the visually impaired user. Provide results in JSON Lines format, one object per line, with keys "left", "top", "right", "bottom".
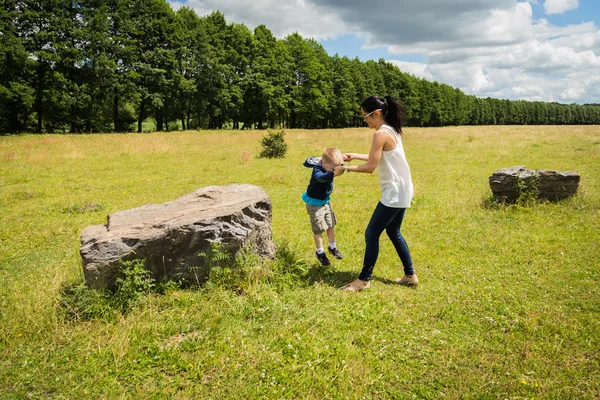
{"left": 80, "top": 184, "right": 275, "bottom": 289}
{"left": 489, "top": 166, "right": 580, "bottom": 203}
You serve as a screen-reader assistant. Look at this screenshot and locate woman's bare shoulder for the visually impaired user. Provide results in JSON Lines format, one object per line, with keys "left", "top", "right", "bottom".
{"left": 373, "top": 128, "right": 389, "bottom": 137}
{"left": 373, "top": 127, "right": 395, "bottom": 141}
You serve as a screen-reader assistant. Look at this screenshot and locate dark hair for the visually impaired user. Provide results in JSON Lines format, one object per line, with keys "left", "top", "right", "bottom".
{"left": 360, "top": 95, "right": 407, "bottom": 134}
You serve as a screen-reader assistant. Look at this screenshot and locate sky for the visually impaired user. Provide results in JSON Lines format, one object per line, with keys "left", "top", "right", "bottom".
{"left": 169, "top": 0, "right": 600, "bottom": 104}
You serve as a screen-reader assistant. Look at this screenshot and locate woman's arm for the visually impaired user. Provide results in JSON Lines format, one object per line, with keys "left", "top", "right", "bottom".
{"left": 343, "top": 131, "right": 387, "bottom": 174}
{"left": 343, "top": 153, "right": 368, "bottom": 162}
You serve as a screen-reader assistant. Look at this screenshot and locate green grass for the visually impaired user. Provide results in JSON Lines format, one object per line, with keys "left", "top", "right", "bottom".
{"left": 1, "top": 126, "right": 599, "bottom": 399}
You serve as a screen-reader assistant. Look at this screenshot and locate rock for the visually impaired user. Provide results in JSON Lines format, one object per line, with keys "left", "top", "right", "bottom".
{"left": 80, "top": 184, "right": 275, "bottom": 289}
{"left": 489, "top": 166, "right": 580, "bottom": 203}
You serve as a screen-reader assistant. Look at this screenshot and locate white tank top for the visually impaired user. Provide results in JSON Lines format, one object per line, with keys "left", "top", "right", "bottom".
{"left": 376, "top": 125, "right": 414, "bottom": 208}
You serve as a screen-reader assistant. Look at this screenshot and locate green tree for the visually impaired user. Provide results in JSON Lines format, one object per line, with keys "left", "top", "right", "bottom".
{"left": 283, "top": 34, "right": 333, "bottom": 128}
{"left": 119, "top": 0, "right": 180, "bottom": 132}
{"left": 16, "top": 0, "right": 67, "bottom": 132}
{"left": 349, "top": 57, "right": 368, "bottom": 126}
{"left": 201, "top": 11, "right": 231, "bottom": 129}
{"left": 330, "top": 55, "right": 357, "bottom": 128}
{"left": 225, "top": 22, "right": 253, "bottom": 129}
{"left": 174, "top": 7, "right": 208, "bottom": 130}
{"left": 243, "top": 24, "right": 290, "bottom": 129}
{"left": 309, "top": 39, "right": 334, "bottom": 128}
{"left": 0, "top": 0, "right": 34, "bottom": 132}
{"left": 361, "top": 60, "right": 386, "bottom": 101}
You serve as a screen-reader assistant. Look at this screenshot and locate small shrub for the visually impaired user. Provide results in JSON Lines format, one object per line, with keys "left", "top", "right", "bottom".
{"left": 259, "top": 129, "right": 287, "bottom": 159}
{"left": 516, "top": 173, "right": 539, "bottom": 206}
{"left": 113, "top": 259, "right": 156, "bottom": 312}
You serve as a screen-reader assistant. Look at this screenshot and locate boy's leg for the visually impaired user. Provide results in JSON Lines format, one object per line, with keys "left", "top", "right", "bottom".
{"left": 326, "top": 226, "right": 337, "bottom": 249}
{"left": 326, "top": 226, "right": 335, "bottom": 245}
{"left": 314, "top": 232, "right": 330, "bottom": 266}
{"left": 306, "top": 204, "right": 331, "bottom": 266}
{"left": 326, "top": 227, "right": 343, "bottom": 259}
{"left": 322, "top": 204, "right": 342, "bottom": 259}
{"left": 313, "top": 233, "right": 324, "bottom": 252}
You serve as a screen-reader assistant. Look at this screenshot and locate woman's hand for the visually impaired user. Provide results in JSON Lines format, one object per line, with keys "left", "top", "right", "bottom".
{"left": 343, "top": 153, "right": 354, "bottom": 162}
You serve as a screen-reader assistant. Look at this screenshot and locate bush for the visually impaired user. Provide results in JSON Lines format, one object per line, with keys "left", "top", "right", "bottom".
{"left": 259, "top": 129, "right": 287, "bottom": 158}
{"left": 112, "top": 259, "right": 156, "bottom": 312}
{"left": 115, "top": 103, "right": 138, "bottom": 132}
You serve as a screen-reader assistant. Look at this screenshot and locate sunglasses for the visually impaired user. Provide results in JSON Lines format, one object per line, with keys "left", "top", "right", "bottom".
{"left": 362, "top": 109, "right": 380, "bottom": 120}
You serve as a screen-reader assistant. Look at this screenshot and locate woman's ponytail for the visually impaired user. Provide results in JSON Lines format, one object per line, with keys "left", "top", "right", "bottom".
{"left": 383, "top": 95, "right": 407, "bottom": 134}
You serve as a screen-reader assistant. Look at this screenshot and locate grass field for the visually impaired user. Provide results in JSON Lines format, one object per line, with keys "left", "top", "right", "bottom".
{"left": 1, "top": 126, "right": 599, "bottom": 399}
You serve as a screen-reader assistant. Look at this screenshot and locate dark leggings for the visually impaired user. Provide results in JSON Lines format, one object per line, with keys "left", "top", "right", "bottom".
{"left": 358, "top": 202, "right": 414, "bottom": 281}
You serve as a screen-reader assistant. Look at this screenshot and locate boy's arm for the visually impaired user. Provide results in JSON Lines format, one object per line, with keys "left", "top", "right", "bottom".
{"left": 313, "top": 168, "right": 334, "bottom": 183}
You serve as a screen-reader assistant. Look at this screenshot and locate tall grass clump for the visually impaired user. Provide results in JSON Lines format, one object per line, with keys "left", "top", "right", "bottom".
{"left": 201, "top": 241, "right": 314, "bottom": 294}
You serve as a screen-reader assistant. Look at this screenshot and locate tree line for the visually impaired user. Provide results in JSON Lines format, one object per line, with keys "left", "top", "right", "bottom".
{"left": 1, "top": 0, "right": 599, "bottom": 134}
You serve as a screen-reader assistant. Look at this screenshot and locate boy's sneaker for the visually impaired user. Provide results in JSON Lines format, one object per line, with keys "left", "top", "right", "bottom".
{"left": 328, "top": 246, "right": 343, "bottom": 259}
{"left": 315, "top": 251, "right": 331, "bottom": 266}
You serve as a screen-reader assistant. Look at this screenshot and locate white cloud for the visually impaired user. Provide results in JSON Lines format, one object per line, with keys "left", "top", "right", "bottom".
{"left": 388, "top": 61, "right": 433, "bottom": 81}
{"left": 388, "top": 28, "right": 600, "bottom": 103}
{"left": 544, "top": 23, "right": 600, "bottom": 53}
{"left": 171, "top": 0, "right": 349, "bottom": 39}
{"left": 544, "top": 0, "right": 579, "bottom": 15}
{"left": 427, "top": 63, "right": 497, "bottom": 93}
{"left": 560, "top": 86, "right": 585, "bottom": 100}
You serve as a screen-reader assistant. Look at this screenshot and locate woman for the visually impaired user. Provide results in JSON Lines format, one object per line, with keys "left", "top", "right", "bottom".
{"left": 336, "top": 95, "right": 417, "bottom": 291}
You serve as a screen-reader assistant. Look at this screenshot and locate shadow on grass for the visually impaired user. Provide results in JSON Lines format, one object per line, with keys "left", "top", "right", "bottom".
{"left": 303, "top": 263, "right": 356, "bottom": 288}
{"left": 373, "top": 276, "right": 418, "bottom": 290}
{"left": 302, "top": 263, "right": 416, "bottom": 290}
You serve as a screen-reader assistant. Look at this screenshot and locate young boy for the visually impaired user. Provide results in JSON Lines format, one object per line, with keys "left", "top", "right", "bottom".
{"left": 302, "top": 147, "right": 344, "bottom": 266}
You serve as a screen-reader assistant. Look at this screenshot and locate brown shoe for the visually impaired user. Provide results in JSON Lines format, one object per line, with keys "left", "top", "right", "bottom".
{"left": 341, "top": 279, "right": 371, "bottom": 291}
{"left": 396, "top": 274, "right": 418, "bottom": 286}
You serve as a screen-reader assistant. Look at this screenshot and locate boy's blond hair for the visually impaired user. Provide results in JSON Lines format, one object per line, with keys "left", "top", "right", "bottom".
{"left": 322, "top": 147, "right": 343, "bottom": 166}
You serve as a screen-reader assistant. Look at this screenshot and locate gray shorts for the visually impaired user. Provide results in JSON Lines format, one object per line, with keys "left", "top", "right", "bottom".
{"left": 306, "top": 202, "right": 336, "bottom": 234}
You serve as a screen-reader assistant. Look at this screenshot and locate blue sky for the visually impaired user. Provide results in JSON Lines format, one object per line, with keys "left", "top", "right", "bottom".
{"left": 170, "top": 0, "right": 600, "bottom": 104}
